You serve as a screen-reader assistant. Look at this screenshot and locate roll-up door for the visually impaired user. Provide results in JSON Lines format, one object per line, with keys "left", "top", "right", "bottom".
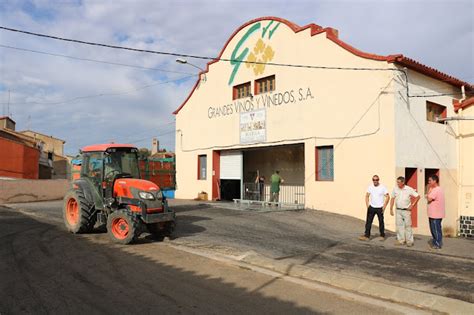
{"left": 220, "top": 151, "right": 242, "bottom": 180}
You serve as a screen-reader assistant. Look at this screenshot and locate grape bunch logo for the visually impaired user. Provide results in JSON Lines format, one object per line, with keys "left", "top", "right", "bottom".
{"left": 228, "top": 20, "right": 281, "bottom": 85}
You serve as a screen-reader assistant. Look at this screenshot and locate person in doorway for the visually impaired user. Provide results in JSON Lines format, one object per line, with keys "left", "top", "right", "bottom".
{"left": 270, "top": 170, "right": 284, "bottom": 204}
{"left": 426, "top": 175, "right": 445, "bottom": 250}
{"left": 390, "top": 176, "right": 420, "bottom": 247}
{"left": 359, "top": 175, "right": 390, "bottom": 241}
{"left": 255, "top": 173, "right": 265, "bottom": 201}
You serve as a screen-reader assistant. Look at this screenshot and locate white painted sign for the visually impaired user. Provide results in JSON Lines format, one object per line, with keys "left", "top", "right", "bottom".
{"left": 240, "top": 109, "right": 266, "bottom": 144}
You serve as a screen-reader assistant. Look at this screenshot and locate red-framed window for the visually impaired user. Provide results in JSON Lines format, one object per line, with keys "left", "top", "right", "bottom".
{"left": 426, "top": 101, "right": 447, "bottom": 124}
{"left": 316, "top": 146, "right": 334, "bottom": 181}
{"left": 255, "top": 75, "right": 275, "bottom": 95}
{"left": 233, "top": 82, "right": 251, "bottom": 100}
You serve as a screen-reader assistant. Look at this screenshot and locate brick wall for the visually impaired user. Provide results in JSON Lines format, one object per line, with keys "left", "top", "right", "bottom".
{"left": 459, "top": 216, "right": 474, "bottom": 239}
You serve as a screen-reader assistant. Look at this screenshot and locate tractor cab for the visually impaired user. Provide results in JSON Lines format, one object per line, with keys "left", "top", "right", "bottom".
{"left": 80, "top": 144, "right": 140, "bottom": 201}
{"left": 63, "top": 143, "right": 176, "bottom": 244}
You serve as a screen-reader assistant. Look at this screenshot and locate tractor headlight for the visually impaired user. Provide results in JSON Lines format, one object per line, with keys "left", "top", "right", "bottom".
{"left": 156, "top": 190, "right": 163, "bottom": 200}
{"left": 139, "top": 191, "right": 155, "bottom": 200}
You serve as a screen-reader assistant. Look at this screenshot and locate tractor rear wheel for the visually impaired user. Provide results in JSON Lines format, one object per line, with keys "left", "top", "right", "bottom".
{"left": 107, "top": 210, "right": 140, "bottom": 244}
{"left": 63, "top": 190, "right": 95, "bottom": 234}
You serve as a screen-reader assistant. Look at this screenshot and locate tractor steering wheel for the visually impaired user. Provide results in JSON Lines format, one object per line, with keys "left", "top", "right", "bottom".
{"left": 105, "top": 169, "right": 121, "bottom": 181}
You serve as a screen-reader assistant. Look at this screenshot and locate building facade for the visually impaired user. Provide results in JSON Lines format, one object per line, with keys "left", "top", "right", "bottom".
{"left": 0, "top": 122, "right": 40, "bottom": 179}
{"left": 174, "top": 17, "right": 473, "bottom": 236}
{"left": 0, "top": 116, "right": 16, "bottom": 130}
{"left": 20, "top": 130, "right": 65, "bottom": 156}
{"left": 454, "top": 97, "right": 474, "bottom": 238}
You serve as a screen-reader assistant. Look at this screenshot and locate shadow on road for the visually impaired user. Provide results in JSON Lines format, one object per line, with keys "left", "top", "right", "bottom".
{"left": 0, "top": 207, "right": 321, "bottom": 314}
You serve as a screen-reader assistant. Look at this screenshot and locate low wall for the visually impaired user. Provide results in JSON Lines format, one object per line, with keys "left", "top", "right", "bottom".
{"left": 0, "top": 179, "right": 70, "bottom": 204}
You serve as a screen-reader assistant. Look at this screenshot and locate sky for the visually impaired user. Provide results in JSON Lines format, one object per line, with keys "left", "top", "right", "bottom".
{"left": 0, "top": 0, "right": 472, "bottom": 155}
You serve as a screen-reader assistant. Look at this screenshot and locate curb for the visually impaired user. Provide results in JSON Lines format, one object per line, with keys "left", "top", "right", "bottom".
{"left": 167, "top": 242, "right": 473, "bottom": 315}
{"left": 240, "top": 252, "right": 473, "bottom": 315}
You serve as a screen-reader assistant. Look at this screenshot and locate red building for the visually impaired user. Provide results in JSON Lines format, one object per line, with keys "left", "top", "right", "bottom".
{"left": 0, "top": 117, "right": 40, "bottom": 179}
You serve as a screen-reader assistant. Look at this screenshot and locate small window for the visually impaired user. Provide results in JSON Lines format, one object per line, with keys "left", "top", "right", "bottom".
{"left": 233, "top": 82, "right": 251, "bottom": 100}
{"left": 316, "top": 146, "right": 334, "bottom": 181}
{"left": 255, "top": 75, "right": 275, "bottom": 95}
{"left": 81, "top": 152, "right": 103, "bottom": 188}
{"left": 198, "top": 155, "right": 207, "bottom": 180}
{"left": 426, "top": 101, "right": 446, "bottom": 124}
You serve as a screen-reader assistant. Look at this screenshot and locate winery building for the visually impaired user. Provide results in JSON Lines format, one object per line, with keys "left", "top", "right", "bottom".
{"left": 174, "top": 17, "right": 473, "bottom": 237}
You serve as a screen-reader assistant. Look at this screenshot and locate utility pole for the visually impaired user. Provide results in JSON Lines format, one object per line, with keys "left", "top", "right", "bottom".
{"left": 7, "top": 89, "right": 10, "bottom": 117}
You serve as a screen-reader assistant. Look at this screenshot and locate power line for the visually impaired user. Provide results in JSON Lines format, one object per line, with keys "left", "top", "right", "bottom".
{"left": 178, "top": 78, "right": 393, "bottom": 153}
{"left": 0, "top": 25, "right": 467, "bottom": 104}
{"left": 0, "top": 74, "right": 196, "bottom": 105}
{"left": 0, "top": 44, "right": 195, "bottom": 75}
{"left": 73, "top": 122, "right": 176, "bottom": 149}
{"left": 128, "top": 129, "right": 175, "bottom": 144}
{"left": 0, "top": 25, "right": 406, "bottom": 71}
{"left": 119, "top": 122, "right": 175, "bottom": 143}
{"left": 408, "top": 93, "right": 465, "bottom": 98}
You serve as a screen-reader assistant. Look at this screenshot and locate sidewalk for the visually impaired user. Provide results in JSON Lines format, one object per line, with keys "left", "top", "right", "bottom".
{"left": 167, "top": 199, "right": 474, "bottom": 311}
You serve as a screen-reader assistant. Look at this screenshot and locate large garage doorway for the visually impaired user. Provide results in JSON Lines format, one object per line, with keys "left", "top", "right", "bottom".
{"left": 242, "top": 143, "right": 305, "bottom": 205}
{"left": 219, "top": 151, "right": 242, "bottom": 201}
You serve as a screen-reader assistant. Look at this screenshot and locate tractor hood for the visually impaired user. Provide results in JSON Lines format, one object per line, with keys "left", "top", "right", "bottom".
{"left": 113, "top": 178, "right": 160, "bottom": 199}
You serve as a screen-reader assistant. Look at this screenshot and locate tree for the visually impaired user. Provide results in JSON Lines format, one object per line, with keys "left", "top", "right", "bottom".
{"left": 138, "top": 148, "right": 151, "bottom": 160}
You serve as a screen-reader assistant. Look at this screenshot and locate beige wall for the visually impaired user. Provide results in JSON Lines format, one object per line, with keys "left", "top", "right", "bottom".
{"left": 175, "top": 18, "right": 466, "bottom": 236}
{"left": 0, "top": 117, "right": 15, "bottom": 130}
{"left": 21, "top": 131, "right": 65, "bottom": 156}
{"left": 392, "top": 70, "right": 462, "bottom": 235}
{"left": 176, "top": 18, "right": 398, "bottom": 227}
{"left": 0, "top": 179, "right": 69, "bottom": 204}
{"left": 459, "top": 105, "right": 474, "bottom": 217}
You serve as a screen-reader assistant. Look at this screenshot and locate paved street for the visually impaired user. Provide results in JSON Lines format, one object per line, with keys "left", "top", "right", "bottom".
{"left": 171, "top": 202, "right": 474, "bottom": 304}
{"left": 7, "top": 200, "right": 474, "bottom": 305}
{"left": 0, "top": 203, "right": 423, "bottom": 315}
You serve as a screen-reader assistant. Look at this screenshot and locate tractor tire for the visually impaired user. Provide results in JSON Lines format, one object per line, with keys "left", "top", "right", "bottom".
{"left": 146, "top": 223, "right": 165, "bottom": 241}
{"left": 107, "top": 210, "right": 140, "bottom": 245}
{"left": 147, "top": 221, "right": 175, "bottom": 240}
{"left": 63, "top": 189, "right": 95, "bottom": 234}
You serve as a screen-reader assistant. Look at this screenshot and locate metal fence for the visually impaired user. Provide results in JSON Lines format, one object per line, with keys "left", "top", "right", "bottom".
{"left": 243, "top": 182, "right": 305, "bottom": 205}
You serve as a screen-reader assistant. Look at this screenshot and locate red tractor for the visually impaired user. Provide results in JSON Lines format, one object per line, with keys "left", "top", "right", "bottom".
{"left": 63, "top": 144, "right": 176, "bottom": 244}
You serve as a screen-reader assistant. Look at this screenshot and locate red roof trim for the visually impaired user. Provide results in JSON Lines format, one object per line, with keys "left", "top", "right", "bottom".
{"left": 81, "top": 143, "right": 136, "bottom": 152}
{"left": 173, "top": 16, "right": 473, "bottom": 115}
{"left": 387, "top": 56, "right": 473, "bottom": 91}
{"left": 453, "top": 97, "right": 474, "bottom": 112}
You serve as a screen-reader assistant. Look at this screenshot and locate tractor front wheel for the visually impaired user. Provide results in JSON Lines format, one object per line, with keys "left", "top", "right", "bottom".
{"left": 147, "top": 221, "right": 175, "bottom": 240}
{"left": 107, "top": 210, "right": 140, "bottom": 245}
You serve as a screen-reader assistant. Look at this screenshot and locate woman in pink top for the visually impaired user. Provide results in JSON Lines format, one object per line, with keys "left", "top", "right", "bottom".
{"left": 426, "top": 175, "right": 445, "bottom": 249}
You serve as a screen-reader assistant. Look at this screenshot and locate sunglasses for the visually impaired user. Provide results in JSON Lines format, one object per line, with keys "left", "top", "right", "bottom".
{"left": 372, "top": 179, "right": 379, "bottom": 182}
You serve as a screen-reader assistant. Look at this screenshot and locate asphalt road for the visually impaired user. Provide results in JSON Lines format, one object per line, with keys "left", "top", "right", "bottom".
{"left": 170, "top": 203, "right": 474, "bottom": 304}
{"left": 4, "top": 200, "right": 474, "bottom": 304}
{"left": 0, "top": 202, "right": 410, "bottom": 315}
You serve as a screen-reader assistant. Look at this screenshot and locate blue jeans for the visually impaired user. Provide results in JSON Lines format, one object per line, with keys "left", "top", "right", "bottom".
{"left": 429, "top": 218, "right": 443, "bottom": 248}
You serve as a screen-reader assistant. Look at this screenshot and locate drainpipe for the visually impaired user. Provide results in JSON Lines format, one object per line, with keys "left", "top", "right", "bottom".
{"left": 456, "top": 85, "right": 465, "bottom": 236}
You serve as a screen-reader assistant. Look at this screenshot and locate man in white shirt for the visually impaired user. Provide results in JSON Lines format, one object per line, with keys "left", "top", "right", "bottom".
{"left": 390, "top": 176, "right": 421, "bottom": 247}
{"left": 359, "top": 175, "right": 390, "bottom": 241}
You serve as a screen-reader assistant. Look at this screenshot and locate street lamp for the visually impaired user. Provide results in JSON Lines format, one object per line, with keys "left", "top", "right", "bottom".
{"left": 176, "top": 58, "right": 206, "bottom": 81}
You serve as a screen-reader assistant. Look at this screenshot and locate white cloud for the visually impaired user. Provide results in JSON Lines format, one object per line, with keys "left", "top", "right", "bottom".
{"left": 0, "top": 0, "right": 472, "bottom": 155}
